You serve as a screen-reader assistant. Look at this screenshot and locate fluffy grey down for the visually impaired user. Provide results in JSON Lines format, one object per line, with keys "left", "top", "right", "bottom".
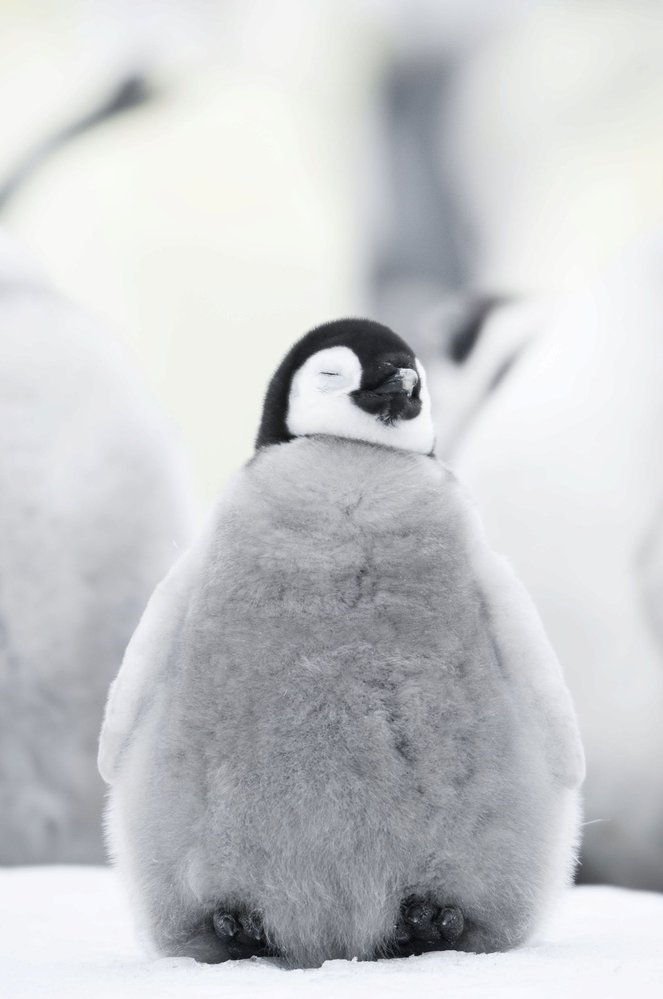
{"left": 100, "top": 436, "right": 584, "bottom": 967}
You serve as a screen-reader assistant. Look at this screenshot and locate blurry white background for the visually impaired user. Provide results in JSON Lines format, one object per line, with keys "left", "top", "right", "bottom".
{"left": 2, "top": 1, "right": 663, "bottom": 497}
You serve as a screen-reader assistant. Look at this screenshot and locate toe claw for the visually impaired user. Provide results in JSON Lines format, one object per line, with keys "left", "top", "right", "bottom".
{"left": 394, "top": 922, "right": 412, "bottom": 945}
{"left": 213, "top": 912, "right": 239, "bottom": 940}
{"left": 437, "top": 906, "right": 464, "bottom": 942}
{"left": 404, "top": 902, "right": 426, "bottom": 927}
{"left": 404, "top": 900, "right": 440, "bottom": 941}
{"left": 243, "top": 913, "right": 264, "bottom": 943}
{"left": 404, "top": 900, "right": 436, "bottom": 928}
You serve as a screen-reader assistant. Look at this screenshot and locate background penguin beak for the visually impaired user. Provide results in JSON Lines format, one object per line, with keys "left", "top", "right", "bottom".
{"left": 373, "top": 368, "right": 419, "bottom": 397}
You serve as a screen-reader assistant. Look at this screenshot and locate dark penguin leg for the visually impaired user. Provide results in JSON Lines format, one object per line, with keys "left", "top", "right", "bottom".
{"left": 212, "top": 908, "right": 275, "bottom": 960}
{"left": 388, "top": 896, "right": 465, "bottom": 957}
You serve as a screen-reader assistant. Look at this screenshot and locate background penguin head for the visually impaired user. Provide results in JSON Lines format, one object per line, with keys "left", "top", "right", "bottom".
{"left": 256, "top": 318, "right": 435, "bottom": 454}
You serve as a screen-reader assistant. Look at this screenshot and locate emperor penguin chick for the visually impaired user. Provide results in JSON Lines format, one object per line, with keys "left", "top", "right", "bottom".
{"left": 99, "top": 318, "right": 584, "bottom": 967}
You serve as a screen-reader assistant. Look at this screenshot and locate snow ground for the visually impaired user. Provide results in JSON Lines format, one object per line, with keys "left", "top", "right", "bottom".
{"left": 3, "top": 869, "right": 663, "bottom": 998}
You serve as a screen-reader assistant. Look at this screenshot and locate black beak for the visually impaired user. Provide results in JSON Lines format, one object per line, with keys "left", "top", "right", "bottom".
{"left": 372, "top": 368, "right": 419, "bottom": 397}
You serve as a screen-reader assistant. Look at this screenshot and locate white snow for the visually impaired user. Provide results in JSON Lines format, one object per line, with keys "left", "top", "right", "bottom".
{"left": 2, "top": 867, "right": 662, "bottom": 998}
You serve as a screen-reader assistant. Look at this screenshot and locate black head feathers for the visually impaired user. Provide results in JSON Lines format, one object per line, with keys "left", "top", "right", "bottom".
{"left": 256, "top": 318, "right": 429, "bottom": 451}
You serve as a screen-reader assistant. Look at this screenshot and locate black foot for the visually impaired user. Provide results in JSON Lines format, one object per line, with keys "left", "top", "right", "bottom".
{"left": 390, "top": 896, "right": 464, "bottom": 957}
{"left": 212, "top": 908, "right": 273, "bottom": 960}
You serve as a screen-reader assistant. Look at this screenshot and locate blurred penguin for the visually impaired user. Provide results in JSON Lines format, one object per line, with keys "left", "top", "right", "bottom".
{"left": 0, "top": 231, "right": 196, "bottom": 863}
{"left": 414, "top": 233, "right": 663, "bottom": 890}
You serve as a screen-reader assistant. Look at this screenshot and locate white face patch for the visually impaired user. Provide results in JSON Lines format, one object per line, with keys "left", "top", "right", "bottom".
{"left": 286, "top": 346, "right": 435, "bottom": 454}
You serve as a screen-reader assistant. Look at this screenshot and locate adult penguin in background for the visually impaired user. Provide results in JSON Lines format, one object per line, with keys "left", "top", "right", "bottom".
{"left": 99, "top": 318, "right": 584, "bottom": 967}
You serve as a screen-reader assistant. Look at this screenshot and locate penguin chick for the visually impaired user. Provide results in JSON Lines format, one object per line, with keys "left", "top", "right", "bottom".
{"left": 99, "top": 317, "right": 584, "bottom": 967}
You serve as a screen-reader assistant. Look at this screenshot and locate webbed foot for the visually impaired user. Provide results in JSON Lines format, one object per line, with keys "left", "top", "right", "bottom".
{"left": 390, "top": 896, "right": 464, "bottom": 957}
{"left": 212, "top": 908, "right": 273, "bottom": 960}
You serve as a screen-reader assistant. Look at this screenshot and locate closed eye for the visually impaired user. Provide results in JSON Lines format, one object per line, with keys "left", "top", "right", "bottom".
{"left": 320, "top": 372, "right": 339, "bottom": 376}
